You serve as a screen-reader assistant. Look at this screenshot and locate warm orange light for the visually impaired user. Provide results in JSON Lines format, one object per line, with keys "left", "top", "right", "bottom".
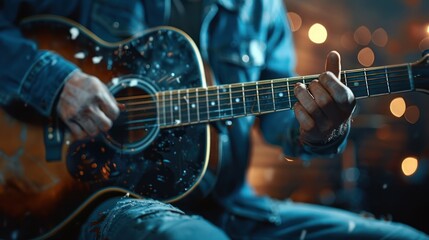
{"left": 308, "top": 23, "right": 327, "bottom": 44}
{"left": 389, "top": 97, "right": 406, "bottom": 117}
{"left": 404, "top": 105, "right": 420, "bottom": 124}
{"left": 419, "top": 37, "right": 429, "bottom": 51}
{"left": 287, "top": 12, "right": 302, "bottom": 32}
{"left": 357, "top": 47, "right": 375, "bottom": 67}
{"left": 372, "top": 28, "right": 389, "bottom": 47}
{"left": 401, "top": 157, "right": 418, "bottom": 176}
{"left": 354, "top": 26, "right": 372, "bottom": 46}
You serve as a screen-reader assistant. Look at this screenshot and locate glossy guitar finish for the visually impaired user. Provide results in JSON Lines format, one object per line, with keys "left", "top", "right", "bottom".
{"left": 0, "top": 16, "right": 209, "bottom": 239}
{"left": 2, "top": 15, "right": 429, "bottom": 240}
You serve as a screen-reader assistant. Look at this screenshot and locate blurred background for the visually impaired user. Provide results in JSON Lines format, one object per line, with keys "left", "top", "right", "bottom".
{"left": 248, "top": 0, "right": 429, "bottom": 233}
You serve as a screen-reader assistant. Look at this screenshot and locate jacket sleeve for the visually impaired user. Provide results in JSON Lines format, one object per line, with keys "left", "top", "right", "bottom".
{"left": 258, "top": 0, "right": 349, "bottom": 160}
{"left": 0, "top": 7, "right": 78, "bottom": 117}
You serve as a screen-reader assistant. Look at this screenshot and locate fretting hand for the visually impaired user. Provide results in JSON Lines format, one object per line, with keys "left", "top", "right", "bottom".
{"left": 56, "top": 71, "right": 120, "bottom": 139}
{"left": 293, "top": 51, "right": 356, "bottom": 145}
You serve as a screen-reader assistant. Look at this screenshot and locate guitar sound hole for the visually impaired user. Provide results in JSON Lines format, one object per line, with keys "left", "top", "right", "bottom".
{"left": 104, "top": 77, "right": 160, "bottom": 154}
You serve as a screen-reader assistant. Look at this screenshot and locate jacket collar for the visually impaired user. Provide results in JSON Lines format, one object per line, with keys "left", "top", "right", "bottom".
{"left": 144, "top": 0, "right": 171, "bottom": 26}
{"left": 144, "top": 0, "right": 245, "bottom": 27}
{"left": 214, "top": 0, "right": 245, "bottom": 11}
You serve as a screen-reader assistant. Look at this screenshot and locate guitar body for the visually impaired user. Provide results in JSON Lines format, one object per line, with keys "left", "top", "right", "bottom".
{"left": 2, "top": 13, "right": 429, "bottom": 240}
{"left": 0, "top": 16, "right": 210, "bottom": 239}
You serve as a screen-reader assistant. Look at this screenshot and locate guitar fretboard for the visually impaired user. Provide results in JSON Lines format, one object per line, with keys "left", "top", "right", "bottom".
{"left": 155, "top": 63, "right": 412, "bottom": 128}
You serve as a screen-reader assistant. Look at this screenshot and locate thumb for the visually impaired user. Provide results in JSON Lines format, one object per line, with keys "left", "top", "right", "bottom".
{"left": 325, "top": 50, "right": 341, "bottom": 79}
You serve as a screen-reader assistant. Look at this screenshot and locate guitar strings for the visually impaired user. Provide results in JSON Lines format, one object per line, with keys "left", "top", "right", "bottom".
{"left": 121, "top": 74, "right": 410, "bottom": 115}
{"left": 116, "top": 70, "right": 411, "bottom": 127}
{"left": 115, "top": 69, "right": 410, "bottom": 113}
{"left": 115, "top": 66, "right": 409, "bottom": 103}
{"left": 115, "top": 67, "right": 409, "bottom": 104}
{"left": 111, "top": 69, "right": 414, "bottom": 130}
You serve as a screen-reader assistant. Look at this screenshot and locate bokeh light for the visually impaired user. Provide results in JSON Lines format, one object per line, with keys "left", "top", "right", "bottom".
{"left": 372, "top": 28, "right": 389, "bottom": 47}
{"left": 401, "top": 157, "right": 419, "bottom": 176}
{"left": 357, "top": 47, "right": 375, "bottom": 67}
{"left": 308, "top": 23, "right": 327, "bottom": 44}
{"left": 390, "top": 97, "right": 406, "bottom": 117}
{"left": 404, "top": 105, "right": 420, "bottom": 124}
{"left": 288, "top": 12, "right": 302, "bottom": 32}
{"left": 419, "top": 37, "right": 429, "bottom": 52}
{"left": 354, "top": 26, "right": 372, "bottom": 46}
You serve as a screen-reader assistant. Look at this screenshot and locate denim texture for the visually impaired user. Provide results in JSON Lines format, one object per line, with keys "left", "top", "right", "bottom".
{"left": 1, "top": 0, "right": 427, "bottom": 239}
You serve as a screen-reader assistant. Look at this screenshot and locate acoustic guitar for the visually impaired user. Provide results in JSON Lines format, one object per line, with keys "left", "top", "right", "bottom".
{"left": 1, "top": 15, "right": 428, "bottom": 239}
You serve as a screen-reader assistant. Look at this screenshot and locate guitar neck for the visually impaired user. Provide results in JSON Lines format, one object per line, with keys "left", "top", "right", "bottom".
{"left": 156, "top": 63, "right": 413, "bottom": 128}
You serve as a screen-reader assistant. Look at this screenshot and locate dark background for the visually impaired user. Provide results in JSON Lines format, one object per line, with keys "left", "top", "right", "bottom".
{"left": 248, "top": 0, "right": 429, "bottom": 234}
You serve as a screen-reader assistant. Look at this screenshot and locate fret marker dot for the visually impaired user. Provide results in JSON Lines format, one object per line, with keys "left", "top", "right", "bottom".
{"left": 354, "top": 82, "right": 359, "bottom": 87}
{"left": 174, "top": 106, "right": 179, "bottom": 111}
{"left": 191, "top": 103, "right": 196, "bottom": 108}
{"left": 211, "top": 101, "right": 216, "bottom": 106}
{"left": 235, "top": 98, "right": 240, "bottom": 103}
{"left": 278, "top": 92, "right": 284, "bottom": 97}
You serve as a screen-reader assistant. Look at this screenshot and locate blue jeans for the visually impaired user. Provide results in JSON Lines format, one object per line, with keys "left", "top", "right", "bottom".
{"left": 79, "top": 197, "right": 229, "bottom": 240}
{"left": 215, "top": 200, "right": 429, "bottom": 240}
{"left": 80, "top": 197, "right": 428, "bottom": 240}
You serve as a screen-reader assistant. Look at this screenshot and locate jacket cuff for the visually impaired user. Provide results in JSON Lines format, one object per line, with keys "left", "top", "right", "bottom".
{"left": 19, "top": 51, "right": 78, "bottom": 116}
{"left": 282, "top": 119, "right": 350, "bottom": 161}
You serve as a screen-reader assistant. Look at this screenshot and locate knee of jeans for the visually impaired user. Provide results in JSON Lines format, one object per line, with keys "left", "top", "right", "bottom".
{"left": 80, "top": 198, "right": 186, "bottom": 239}
{"left": 149, "top": 215, "right": 230, "bottom": 240}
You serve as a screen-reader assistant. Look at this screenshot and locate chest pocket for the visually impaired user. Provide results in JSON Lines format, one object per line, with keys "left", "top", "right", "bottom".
{"left": 90, "top": 0, "right": 145, "bottom": 41}
{"left": 211, "top": 39, "right": 266, "bottom": 85}
{"left": 219, "top": 39, "right": 265, "bottom": 67}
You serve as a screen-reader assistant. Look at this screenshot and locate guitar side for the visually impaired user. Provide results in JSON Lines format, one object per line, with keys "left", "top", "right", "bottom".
{"left": 0, "top": 15, "right": 210, "bottom": 239}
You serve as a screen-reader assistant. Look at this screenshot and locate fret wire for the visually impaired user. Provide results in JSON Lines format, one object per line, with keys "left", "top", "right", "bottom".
{"left": 229, "top": 84, "right": 233, "bottom": 116}
{"left": 270, "top": 80, "right": 276, "bottom": 111}
{"left": 366, "top": 68, "right": 390, "bottom": 97}
{"left": 127, "top": 65, "right": 412, "bottom": 116}
{"left": 120, "top": 64, "right": 410, "bottom": 105}
{"left": 126, "top": 66, "right": 412, "bottom": 126}
{"left": 177, "top": 89, "right": 181, "bottom": 124}
{"left": 127, "top": 64, "right": 414, "bottom": 127}
{"left": 162, "top": 91, "right": 166, "bottom": 127}
{"left": 155, "top": 92, "right": 160, "bottom": 127}
{"left": 186, "top": 89, "right": 190, "bottom": 123}
{"left": 131, "top": 73, "right": 406, "bottom": 114}
{"left": 205, "top": 87, "right": 210, "bottom": 120}
{"left": 385, "top": 67, "right": 391, "bottom": 93}
{"left": 345, "top": 66, "right": 408, "bottom": 86}
{"left": 345, "top": 69, "right": 408, "bottom": 87}
{"left": 186, "top": 68, "right": 407, "bottom": 106}
{"left": 256, "top": 81, "right": 261, "bottom": 113}
{"left": 242, "top": 83, "right": 247, "bottom": 115}
{"left": 196, "top": 88, "right": 200, "bottom": 123}
{"left": 169, "top": 90, "right": 174, "bottom": 125}
{"left": 343, "top": 71, "right": 348, "bottom": 86}
{"left": 217, "top": 86, "right": 221, "bottom": 119}
{"left": 364, "top": 68, "right": 370, "bottom": 96}
{"left": 132, "top": 82, "right": 406, "bottom": 125}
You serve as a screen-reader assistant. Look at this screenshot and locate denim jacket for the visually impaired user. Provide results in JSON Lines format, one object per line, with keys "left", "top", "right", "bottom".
{"left": 0, "top": 0, "right": 349, "bottom": 223}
